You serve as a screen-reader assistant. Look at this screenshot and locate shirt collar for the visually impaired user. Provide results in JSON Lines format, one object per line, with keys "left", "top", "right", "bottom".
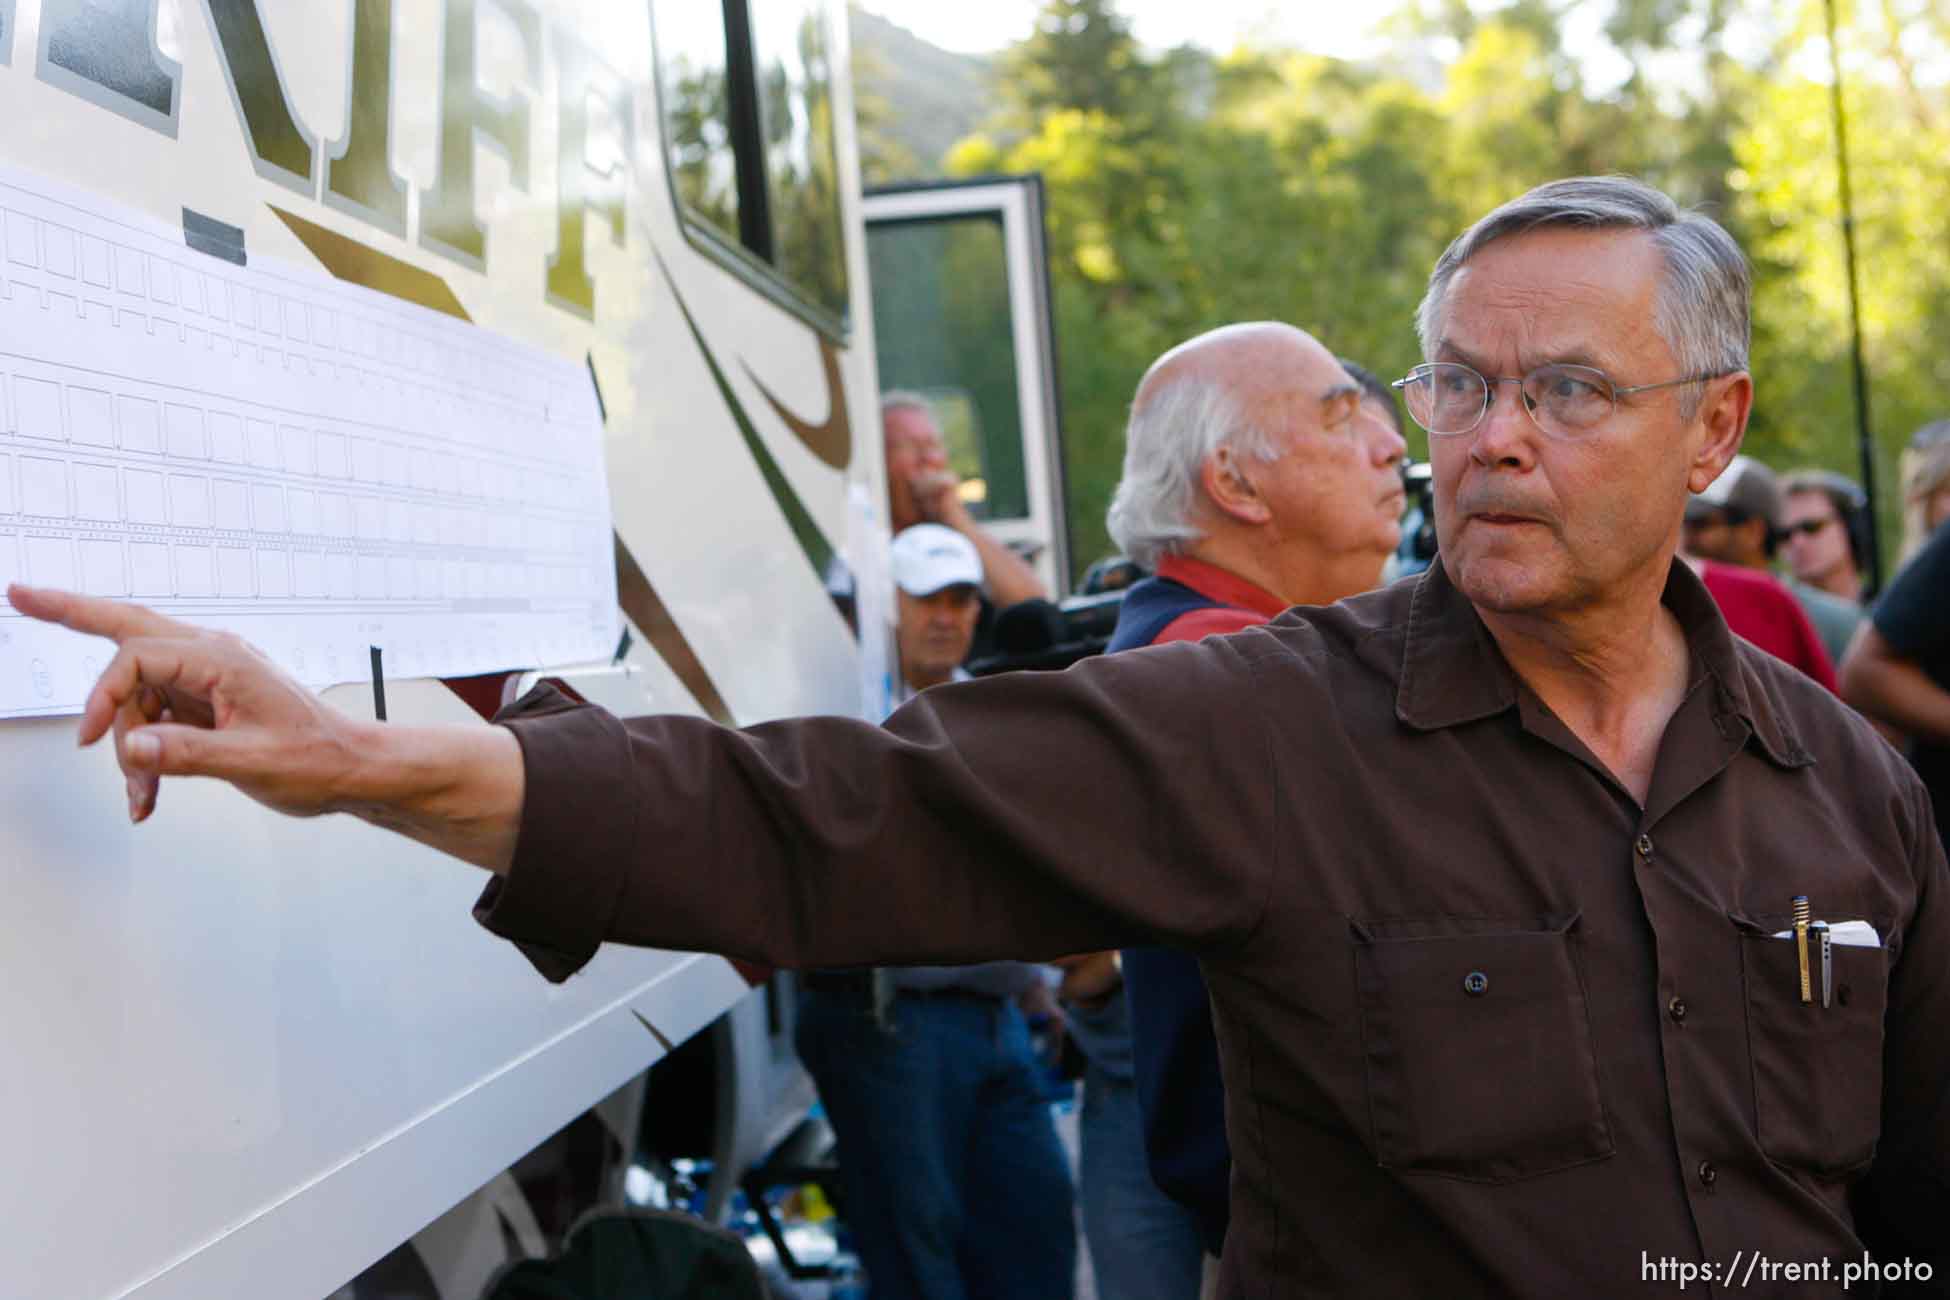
{"left": 1156, "top": 554, "right": 1290, "bottom": 619}
{"left": 1395, "top": 557, "right": 1810, "bottom": 769}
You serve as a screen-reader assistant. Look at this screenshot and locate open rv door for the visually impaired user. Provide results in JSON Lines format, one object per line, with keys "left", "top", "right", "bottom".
{"left": 864, "top": 176, "right": 1069, "bottom": 596}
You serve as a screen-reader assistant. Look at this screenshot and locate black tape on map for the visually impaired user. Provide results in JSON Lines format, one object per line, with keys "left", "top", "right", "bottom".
{"left": 182, "top": 208, "right": 246, "bottom": 266}
{"left": 370, "top": 646, "right": 388, "bottom": 722}
{"left": 586, "top": 352, "right": 608, "bottom": 424}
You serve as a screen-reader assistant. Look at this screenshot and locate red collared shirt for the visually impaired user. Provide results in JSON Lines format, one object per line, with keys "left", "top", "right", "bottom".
{"left": 1151, "top": 555, "right": 1288, "bottom": 643}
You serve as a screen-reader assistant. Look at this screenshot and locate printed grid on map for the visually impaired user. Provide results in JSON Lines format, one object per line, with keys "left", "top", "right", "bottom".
{"left": 0, "top": 167, "right": 617, "bottom": 717}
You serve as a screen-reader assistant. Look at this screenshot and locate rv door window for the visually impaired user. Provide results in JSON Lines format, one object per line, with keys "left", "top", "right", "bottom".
{"left": 867, "top": 214, "right": 1029, "bottom": 523}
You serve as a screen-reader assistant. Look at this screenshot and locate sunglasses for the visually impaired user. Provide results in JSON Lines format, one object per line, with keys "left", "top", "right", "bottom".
{"left": 1779, "top": 517, "right": 1835, "bottom": 540}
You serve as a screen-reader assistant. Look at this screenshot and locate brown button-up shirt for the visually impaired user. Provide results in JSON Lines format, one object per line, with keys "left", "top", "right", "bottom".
{"left": 476, "top": 559, "right": 1950, "bottom": 1298}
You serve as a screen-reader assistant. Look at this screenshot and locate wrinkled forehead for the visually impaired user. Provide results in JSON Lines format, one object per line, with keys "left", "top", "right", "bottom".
{"left": 1431, "top": 228, "right": 1669, "bottom": 372}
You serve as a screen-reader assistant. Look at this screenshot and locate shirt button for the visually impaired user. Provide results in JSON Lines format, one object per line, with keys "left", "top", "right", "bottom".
{"left": 1463, "top": 971, "right": 1490, "bottom": 996}
{"left": 1636, "top": 834, "right": 1655, "bottom": 859}
{"left": 1668, "top": 996, "right": 1688, "bottom": 1023}
{"left": 1697, "top": 1160, "right": 1717, "bottom": 1187}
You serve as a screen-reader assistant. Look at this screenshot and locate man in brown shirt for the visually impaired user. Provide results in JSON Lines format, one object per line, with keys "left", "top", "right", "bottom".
{"left": 13, "top": 176, "right": 1950, "bottom": 1297}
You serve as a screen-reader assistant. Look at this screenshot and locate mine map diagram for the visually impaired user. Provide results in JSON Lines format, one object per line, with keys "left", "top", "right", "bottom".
{"left": 0, "top": 166, "right": 617, "bottom": 717}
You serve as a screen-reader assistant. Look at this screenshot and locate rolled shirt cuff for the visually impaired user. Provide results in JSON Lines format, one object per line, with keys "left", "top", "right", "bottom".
{"left": 472, "top": 682, "right": 638, "bottom": 982}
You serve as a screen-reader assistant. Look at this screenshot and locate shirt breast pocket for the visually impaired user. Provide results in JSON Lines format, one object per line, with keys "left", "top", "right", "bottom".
{"left": 1733, "top": 912, "right": 1890, "bottom": 1178}
{"left": 1352, "top": 913, "right": 1615, "bottom": 1183}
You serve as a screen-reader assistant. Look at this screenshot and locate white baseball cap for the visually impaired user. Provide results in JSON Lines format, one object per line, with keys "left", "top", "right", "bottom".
{"left": 890, "top": 524, "right": 984, "bottom": 597}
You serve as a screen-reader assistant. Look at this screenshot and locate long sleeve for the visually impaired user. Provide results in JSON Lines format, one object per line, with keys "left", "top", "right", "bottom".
{"left": 474, "top": 634, "right": 1279, "bottom": 982}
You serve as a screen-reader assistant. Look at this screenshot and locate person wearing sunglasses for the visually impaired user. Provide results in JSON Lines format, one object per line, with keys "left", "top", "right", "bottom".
{"left": 1779, "top": 468, "right": 1872, "bottom": 605}
{"left": 15, "top": 176, "right": 1949, "bottom": 1298}
{"left": 1666, "top": 454, "right": 1846, "bottom": 686}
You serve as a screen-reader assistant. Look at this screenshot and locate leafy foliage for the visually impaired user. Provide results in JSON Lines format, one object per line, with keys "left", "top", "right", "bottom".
{"left": 862, "top": 0, "right": 1950, "bottom": 581}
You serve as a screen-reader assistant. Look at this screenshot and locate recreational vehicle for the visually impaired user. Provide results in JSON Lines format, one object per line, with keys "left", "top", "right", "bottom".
{"left": 0, "top": 2, "right": 1064, "bottom": 1295}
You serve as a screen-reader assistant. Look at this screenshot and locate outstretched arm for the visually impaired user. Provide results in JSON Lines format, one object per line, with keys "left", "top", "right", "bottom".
{"left": 13, "top": 583, "right": 1279, "bottom": 981}
{"left": 6, "top": 584, "right": 525, "bottom": 872}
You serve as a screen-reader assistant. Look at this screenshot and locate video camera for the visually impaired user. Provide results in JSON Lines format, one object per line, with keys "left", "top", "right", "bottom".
{"left": 966, "top": 556, "right": 1144, "bottom": 677}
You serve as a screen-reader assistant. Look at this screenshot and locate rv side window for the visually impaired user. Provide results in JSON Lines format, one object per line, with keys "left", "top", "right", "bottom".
{"left": 653, "top": 4, "right": 742, "bottom": 250}
{"left": 750, "top": 0, "right": 848, "bottom": 322}
{"left": 651, "top": 0, "right": 850, "bottom": 335}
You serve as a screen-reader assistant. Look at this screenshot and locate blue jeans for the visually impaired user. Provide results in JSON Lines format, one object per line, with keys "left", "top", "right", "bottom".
{"left": 796, "top": 989, "right": 1076, "bottom": 1300}
{"left": 1073, "top": 996, "right": 1207, "bottom": 1300}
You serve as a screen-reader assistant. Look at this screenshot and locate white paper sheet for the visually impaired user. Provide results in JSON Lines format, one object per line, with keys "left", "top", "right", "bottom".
{"left": 0, "top": 165, "right": 618, "bottom": 717}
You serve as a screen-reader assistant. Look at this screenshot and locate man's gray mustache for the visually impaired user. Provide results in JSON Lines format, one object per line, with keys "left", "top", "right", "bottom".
{"left": 1454, "top": 495, "right": 1557, "bottom": 525}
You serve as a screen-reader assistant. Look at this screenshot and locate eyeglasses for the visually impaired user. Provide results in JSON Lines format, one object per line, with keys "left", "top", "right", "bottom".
{"left": 1392, "top": 362, "right": 1730, "bottom": 439}
{"left": 1779, "top": 517, "right": 1836, "bottom": 540}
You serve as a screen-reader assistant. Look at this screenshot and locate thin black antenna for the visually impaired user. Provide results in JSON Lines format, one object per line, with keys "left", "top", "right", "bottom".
{"left": 1824, "top": 0, "right": 1883, "bottom": 593}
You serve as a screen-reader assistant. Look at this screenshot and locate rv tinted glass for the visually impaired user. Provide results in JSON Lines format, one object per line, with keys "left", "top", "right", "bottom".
{"left": 653, "top": 1, "right": 741, "bottom": 250}
{"left": 750, "top": 0, "right": 849, "bottom": 323}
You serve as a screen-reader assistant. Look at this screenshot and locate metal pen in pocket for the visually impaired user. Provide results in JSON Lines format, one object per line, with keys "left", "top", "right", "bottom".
{"left": 1812, "top": 920, "right": 1831, "bottom": 1009}
{"left": 1793, "top": 896, "right": 1812, "bottom": 1005}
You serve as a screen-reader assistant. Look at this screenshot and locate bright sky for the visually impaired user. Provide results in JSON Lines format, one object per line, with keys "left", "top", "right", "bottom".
{"left": 860, "top": 1, "right": 1388, "bottom": 60}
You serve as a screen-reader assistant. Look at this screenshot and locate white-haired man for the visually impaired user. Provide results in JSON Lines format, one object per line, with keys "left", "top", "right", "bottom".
{"left": 1055, "top": 324, "right": 1404, "bottom": 1297}
{"left": 18, "top": 176, "right": 1950, "bottom": 1297}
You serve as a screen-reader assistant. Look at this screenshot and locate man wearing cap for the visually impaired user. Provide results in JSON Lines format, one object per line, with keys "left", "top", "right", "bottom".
{"left": 792, "top": 522, "right": 1076, "bottom": 1300}
{"left": 1680, "top": 453, "right": 1841, "bottom": 686}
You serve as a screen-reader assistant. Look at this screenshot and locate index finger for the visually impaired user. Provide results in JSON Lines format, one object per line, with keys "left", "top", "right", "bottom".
{"left": 6, "top": 584, "right": 194, "bottom": 644}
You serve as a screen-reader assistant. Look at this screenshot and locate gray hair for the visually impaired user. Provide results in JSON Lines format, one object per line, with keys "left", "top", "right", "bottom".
{"left": 881, "top": 389, "right": 935, "bottom": 421}
{"left": 1416, "top": 176, "right": 1750, "bottom": 415}
{"left": 1105, "top": 375, "right": 1278, "bottom": 569}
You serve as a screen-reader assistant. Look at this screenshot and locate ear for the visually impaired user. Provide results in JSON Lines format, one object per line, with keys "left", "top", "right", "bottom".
{"left": 1201, "top": 445, "right": 1273, "bottom": 526}
{"left": 1685, "top": 372, "right": 1753, "bottom": 494}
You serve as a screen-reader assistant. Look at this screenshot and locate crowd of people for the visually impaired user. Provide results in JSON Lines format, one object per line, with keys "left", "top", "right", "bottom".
{"left": 10, "top": 176, "right": 1950, "bottom": 1299}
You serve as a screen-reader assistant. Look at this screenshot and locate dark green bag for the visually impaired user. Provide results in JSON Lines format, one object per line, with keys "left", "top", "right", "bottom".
{"left": 481, "top": 1208, "right": 767, "bottom": 1300}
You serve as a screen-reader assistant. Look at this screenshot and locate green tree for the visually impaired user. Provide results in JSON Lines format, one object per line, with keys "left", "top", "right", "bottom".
{"left": 996, "top": 0, "right": 1153, "bottom": 122}
{"left": 1731, "top": 3, "right": 1950, "bottom": 565}
{"left": 924, "top": 0, "right": 1946, "bottom": 580}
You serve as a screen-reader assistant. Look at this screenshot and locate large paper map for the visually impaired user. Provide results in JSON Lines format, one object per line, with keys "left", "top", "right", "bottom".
{"left": 0, "top": 166, "right": 617, "bottom": 718}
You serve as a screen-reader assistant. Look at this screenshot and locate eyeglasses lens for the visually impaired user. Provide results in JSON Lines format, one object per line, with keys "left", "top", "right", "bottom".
{"left": 1402, "top": 365, "right": 1482, "bottom": 434}
{"left": 1523, "top": 366, "right": 1615, "bottom": 433}
{"left": 1404, "top": 363, "right": 1617, "bottom": 437}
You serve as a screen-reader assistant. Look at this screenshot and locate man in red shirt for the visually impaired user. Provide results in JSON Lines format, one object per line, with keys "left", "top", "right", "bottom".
{"left": 1680, "top": 455, "right": 1837, "bottom": 690}
{"left": 1684, "top": 556, "right": 1837, "bottom": 692}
